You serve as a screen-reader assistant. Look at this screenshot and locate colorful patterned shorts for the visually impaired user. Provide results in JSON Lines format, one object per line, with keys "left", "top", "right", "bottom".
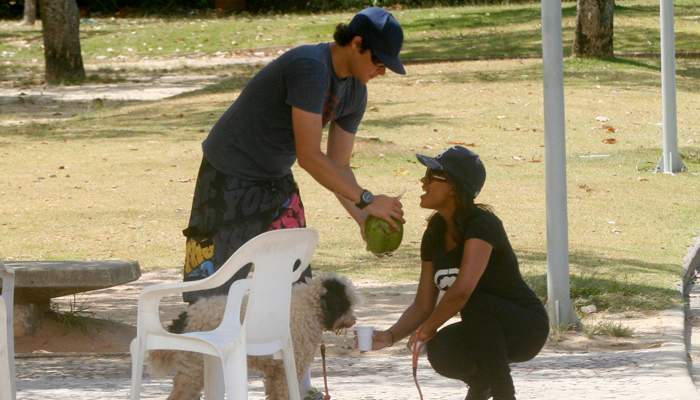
{"left": 182, "top": 157, "right": 310, "bottom": 302}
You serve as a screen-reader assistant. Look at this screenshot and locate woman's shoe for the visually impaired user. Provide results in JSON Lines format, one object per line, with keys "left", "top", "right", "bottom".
{"left": 465, "top": 388, "right": 491, "bottom": 400}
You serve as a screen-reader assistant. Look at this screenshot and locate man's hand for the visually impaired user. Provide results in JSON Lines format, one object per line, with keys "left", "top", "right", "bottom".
{"left": 363, "top": 194, "right": 405, "bottom": 231}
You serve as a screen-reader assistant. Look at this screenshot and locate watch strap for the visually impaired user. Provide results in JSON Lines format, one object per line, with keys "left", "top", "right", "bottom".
{"left": 356, "top": 189, "right": 372, "bottom": 209}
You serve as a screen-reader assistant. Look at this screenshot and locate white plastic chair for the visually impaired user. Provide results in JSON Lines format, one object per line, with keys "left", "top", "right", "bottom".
{"left": 0, "top": 258, "right": 16, "bottom": 400}
{"left": 130, "top": 228, "right": 319, "bottom": 400}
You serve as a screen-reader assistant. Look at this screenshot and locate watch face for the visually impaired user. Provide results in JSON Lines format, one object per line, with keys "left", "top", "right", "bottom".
{"left": 362, "top": 190, "right": 374, "bottom": 203}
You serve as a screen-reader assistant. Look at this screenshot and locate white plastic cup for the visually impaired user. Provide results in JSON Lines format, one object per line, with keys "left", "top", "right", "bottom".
{"left": 356, "top": 325, "right": 374, "bottom": 351}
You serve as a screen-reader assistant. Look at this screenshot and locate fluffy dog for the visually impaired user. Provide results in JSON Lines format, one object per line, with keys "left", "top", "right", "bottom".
{"left": 146, "top": 274, "right": 359, "bottom": 400}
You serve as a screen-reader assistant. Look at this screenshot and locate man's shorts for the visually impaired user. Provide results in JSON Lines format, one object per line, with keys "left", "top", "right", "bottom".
{"left": 182, "top": 156, "right": 310, "bottom": 302}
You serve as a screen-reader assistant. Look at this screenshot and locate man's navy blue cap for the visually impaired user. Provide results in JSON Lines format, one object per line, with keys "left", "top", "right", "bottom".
{"left": 348, "top": 7, "right": 406, "bottom": 75}
{"left": 416, "top": 146, "right": 486, "bottom": 199}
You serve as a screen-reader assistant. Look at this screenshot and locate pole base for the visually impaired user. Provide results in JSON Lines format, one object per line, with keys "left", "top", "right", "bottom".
{"left": 656, "top": 152, "right": 687, "bottom": 174}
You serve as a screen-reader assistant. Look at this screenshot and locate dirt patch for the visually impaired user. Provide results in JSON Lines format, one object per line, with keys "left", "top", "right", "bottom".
{"left": 16, "top": 271, "right": 673, "bottom": 356}
{"left": 15, "top": 313, "right": 135, "bottom": 354}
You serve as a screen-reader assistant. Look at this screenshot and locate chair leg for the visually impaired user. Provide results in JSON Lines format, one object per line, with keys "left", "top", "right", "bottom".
{"left": 222, "top": 350, "right": 248, "bottom": 400}
{"left": 204, "top": 355, "right": 225, "bottom": 400}
{"left": 281, "top": 348, "right": 301, "bottom": 400}
{"left": 0, "top": 301, "right": 13, "bottom": 400}
{"left": 129, "top": 339, "right": 145, "bottom": 400}
{"left": 0, "top": 343, "right": 12, "bottom": 400}
{"left": 300, "top": 368, "right": 312, "bottom": 397}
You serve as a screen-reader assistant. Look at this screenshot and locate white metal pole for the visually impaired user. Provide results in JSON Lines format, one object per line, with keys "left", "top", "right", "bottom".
{"left": 541, "top": 0, "right": 579, "bottom": 329}
{"left": 657, "top": 0, "right": 685, "bottom": 173}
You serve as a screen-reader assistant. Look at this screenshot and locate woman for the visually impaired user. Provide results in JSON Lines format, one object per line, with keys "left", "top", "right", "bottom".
{"left": 364, "top": 146, "right": 549, "bottom": 400}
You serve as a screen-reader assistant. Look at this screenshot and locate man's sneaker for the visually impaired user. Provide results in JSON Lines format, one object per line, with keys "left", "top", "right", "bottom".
{"left": 303, "top": 387, "right": 326, "bottom": 400}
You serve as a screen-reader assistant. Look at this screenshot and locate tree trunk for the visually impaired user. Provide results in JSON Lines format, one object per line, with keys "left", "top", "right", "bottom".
{"left": 20, "top": 0, "right": 37, "bottom": 26}
{"left": 39, "top": 0, "right": 85, "bottom": 84}
{"left": 572, "top": 0, "right": 615, "bottom": 58}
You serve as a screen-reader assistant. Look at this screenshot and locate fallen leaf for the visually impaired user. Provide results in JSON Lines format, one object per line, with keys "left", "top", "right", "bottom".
{"left": 602, "top": 138, "right": 618, "bottom": 144}
{"left": 595, "top": 116, "right": 610, "bottom": 122}
{"left": 395, "top": 170, "right": 410, "bottom": 175}
{"left": 607, "top": 126, "right": 617, "bottom": 132}
{"left": 512, "top": 156, "right": 525, "bottom": 161}
{"left": 637, "top": 177, "right": 649, "bottom": 182}
{"left": 446, "top": 141, "right": 476, "bottom": 147}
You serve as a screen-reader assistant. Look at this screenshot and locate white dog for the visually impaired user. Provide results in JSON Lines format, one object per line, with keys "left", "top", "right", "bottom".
{"left": 146, "top": 274, "right": 359, "bottom": 400}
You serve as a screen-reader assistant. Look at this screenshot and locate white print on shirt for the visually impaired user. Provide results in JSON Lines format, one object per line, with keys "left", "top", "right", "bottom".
{"left": 434, "top": 268, "right": 460, "bottom": 290}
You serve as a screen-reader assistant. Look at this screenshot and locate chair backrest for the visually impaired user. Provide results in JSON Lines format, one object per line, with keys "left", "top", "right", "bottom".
{"left": 217, "top": 228, "right": 318, "bottom": 350}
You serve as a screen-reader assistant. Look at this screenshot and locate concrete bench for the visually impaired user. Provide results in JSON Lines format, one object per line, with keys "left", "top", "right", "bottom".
{"left": 4, "top": 260, "right": 141, "bottom": 336}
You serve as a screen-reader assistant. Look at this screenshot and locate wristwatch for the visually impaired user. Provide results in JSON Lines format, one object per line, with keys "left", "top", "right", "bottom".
{"left": 356, "top": 189, "right": 374, "bottom": 209}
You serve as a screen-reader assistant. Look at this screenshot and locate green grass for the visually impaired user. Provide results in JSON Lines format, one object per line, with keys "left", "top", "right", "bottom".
{"left": 49, "top": 294, "right": 104, "bottom": 334}
{"left": 1, "top": 2, "right": 699, "bottom": 315}
{"left": 1, "top": 0, "right": 699, "bottom": 66}
{"left": 583, "top": 320, "right": 636, "bottom": 338}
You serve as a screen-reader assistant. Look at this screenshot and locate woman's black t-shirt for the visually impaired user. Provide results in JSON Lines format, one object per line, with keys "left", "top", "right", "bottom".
{"left": 421, "top": 210, "right": 546, "bottom": 315}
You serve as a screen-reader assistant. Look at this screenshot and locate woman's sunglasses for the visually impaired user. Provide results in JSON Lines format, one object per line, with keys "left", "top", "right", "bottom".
{"left": 424, "top": 169, "right": 448, "bottom": 184}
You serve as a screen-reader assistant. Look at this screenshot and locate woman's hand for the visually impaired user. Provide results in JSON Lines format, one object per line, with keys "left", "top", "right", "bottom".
{"left": 353, "top": 329, "right": 394, "bottom": 352}
{"left": 406, "top": 325, "right": 436, "bottom": 352}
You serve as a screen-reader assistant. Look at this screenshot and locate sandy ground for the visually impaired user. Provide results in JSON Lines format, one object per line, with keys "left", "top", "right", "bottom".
{"left": 15, "top": 270, "right": 671, "bottom": 357}
{"left": 0, "top": 51, "right": 280, "bottom": 126}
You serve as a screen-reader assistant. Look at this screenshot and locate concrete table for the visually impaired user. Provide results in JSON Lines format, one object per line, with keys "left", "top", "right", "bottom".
{"left": 4, "top": 260, "right": 141, "bottom": 336}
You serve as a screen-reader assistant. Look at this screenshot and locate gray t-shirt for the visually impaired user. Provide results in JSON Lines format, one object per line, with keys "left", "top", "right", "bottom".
{"left": 202, "top": 43, "right": 368, "bottom": 180}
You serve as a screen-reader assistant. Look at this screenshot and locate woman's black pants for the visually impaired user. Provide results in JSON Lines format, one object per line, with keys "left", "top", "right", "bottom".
{"left": 426, "top": 292, "right": 549, "bottom": 399}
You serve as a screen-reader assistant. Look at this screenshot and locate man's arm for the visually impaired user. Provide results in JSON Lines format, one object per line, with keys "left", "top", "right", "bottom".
{"left": 326, "top": 120, "right": 372, "bottom": 229}
{"left": 293, "top": 107, "right": 404, "bottom": 230}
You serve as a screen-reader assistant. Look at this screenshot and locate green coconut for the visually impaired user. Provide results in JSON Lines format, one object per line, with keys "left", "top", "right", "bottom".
{"left": 364, "top": 215, "right": 404, "bottom": 255}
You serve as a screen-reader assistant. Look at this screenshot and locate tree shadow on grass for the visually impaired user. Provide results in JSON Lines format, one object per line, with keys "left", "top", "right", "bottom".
{"left": 172, "top": 66, "right": 259, "bottom": 99}
{"left": 422, "top": 51, "right": 698, "bottom": 93}
{"left": 436, "top": 61, "right": 543, "bottom": 85}
{"left": 615, "top": 2, "right": 700, "bottom": 18}
{"left": 519, "top": 249, "right": 682, "bottom": 311}
{"left": 360, "top": 112, "right": 442, "bottom": 131}
{"left": 401, "top": 29, "right": 547, "bottom": 59}
{"left": 563, "top": 57, "right": 700, "bottom": 92}
{"left": 400, "top": 5, "right": 565, "bottom": 32}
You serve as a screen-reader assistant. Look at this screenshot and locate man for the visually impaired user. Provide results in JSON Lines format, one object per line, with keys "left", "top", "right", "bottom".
{"left": 183, "top": 7, "right": 406, "bottom": 302}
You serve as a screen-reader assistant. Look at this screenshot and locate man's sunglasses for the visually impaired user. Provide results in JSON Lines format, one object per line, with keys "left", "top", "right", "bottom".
{"left": 424, "top": 169, "right": 448, "bottom": 184}
{"left": 369, "top": 49, "right": 385, "bottom": 68}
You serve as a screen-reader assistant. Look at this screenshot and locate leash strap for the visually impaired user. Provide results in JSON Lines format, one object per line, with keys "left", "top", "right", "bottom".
{"left": 412, "top": 328, "right": 431, "bottom": 400}
{"left": 321, "top": 344, "right": 331, "bottom": 400}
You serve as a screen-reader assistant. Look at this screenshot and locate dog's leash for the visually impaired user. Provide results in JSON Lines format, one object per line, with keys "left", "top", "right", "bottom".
{"left": 412, "top": 328, "right": 431, "bottom": 400}
{"left": 320, "top": 344, "right": 331, "bottom": 400}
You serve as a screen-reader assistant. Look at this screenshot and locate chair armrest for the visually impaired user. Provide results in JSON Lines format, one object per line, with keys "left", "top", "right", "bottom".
{"left": 137, "top": 270, "right": 246, "bottom": 314}
{"left": 218, "top": 279, "right": 252, "bottom": 329}
{"left": 291, "top": 263, "right": 309, "bottom": 283}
